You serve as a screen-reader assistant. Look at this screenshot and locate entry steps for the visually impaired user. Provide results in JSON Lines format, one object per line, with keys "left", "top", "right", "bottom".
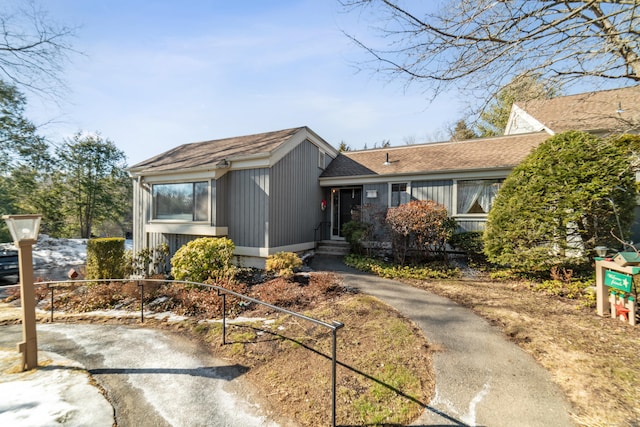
{"left": 315, "top": 240, "right": 350, "bottom": 256}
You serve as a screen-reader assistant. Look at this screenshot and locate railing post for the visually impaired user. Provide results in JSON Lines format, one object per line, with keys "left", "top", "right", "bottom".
{"left": 49, "top": 285, "right": 54, "bottom": 323}
{"left": 331, "top": 321, "right": 344, "bottom": 427}
{"left": 217, "top": 290, "right": 226, "bottom": 345}
{"left": 139, "top": 281, "right": 144, "bottom": 323}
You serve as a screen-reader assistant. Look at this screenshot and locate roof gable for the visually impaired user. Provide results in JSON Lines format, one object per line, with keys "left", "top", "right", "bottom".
{"left": 129, "top": 126, "right": 334, "bottom": 176}
{"left": 506, "top": 85, "right": 640, "bottom": 135}
{"left": 321, "top": 132, "right": 549, "bottom": 178}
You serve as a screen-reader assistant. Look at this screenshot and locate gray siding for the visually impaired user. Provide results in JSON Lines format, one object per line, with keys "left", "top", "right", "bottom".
{"left": 411, "top": 180, "right": 453, "bottom": 212}
{"left": 226, "top": 168, "right": 269, "bottom": 248}
{"left": 214, "top": 175, "right": 228, "bottom": 227}
{"left": 132, "top": 178, "right": 147, "bottom": 254}
{"left": 455, "top": 219, "right": 487, "bottom": 233}
{"left": 270, "top": 140, "right": 324, "bottom": 247}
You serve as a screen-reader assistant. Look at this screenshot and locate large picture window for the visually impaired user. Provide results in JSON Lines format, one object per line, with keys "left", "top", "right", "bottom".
{"left": 457, "top": 179, "right": 503, "bottom": 214}
{"left": 153, "top": 182, "right": 209, "bottom": 221}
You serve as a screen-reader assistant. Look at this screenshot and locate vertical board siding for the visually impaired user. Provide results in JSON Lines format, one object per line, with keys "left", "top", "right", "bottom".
{"left": 227, "top": 168, "right": 268, "bottom": 248}
{"left": 132, "top": 179, "right": 147, "bottom": 254}
{"left": 270, "top": 140, "right": 323, "bottom": 247}
{"left": 411, "top": 180, "right": 454, "bottom": 211}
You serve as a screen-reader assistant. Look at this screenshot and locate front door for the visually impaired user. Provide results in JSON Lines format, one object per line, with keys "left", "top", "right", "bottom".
{"left": 331, "top": 187, "right": 362, "bottom": 239}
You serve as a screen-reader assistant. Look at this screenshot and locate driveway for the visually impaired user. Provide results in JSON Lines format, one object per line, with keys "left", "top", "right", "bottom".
{"left": 0, "top": 323, "right": 280, "bottom": 427}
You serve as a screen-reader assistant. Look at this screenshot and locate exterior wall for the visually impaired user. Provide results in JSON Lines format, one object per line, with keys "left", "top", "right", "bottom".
{"left": 269, "top": 140, "right": 326, "bottom": 248}
{"left": 226, "top": 168, "right": 269, "bottom": 248}
{"left": 411, "top": 180, "right": 453, "bottom": 212}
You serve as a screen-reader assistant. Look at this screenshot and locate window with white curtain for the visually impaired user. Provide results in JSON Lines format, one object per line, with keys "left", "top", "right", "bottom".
{"left": 456, "top": 179, "right": 503, "bottom": 214}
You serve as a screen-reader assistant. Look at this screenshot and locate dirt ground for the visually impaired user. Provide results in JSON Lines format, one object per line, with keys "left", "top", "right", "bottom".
{"left": 2, "top": 269, "right": 639, "bottom": 426}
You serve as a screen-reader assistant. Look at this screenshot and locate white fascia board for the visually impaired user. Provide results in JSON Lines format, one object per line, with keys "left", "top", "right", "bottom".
{"left": 234, "top": 241, "right": 315, "bottom": 257}
{"left": 319, "top": 168, "right": 513, "bottom": 187}
{"left": 139, "top": 170, "right": 220, "bottom": 183}
{"left": 505, "top": 104, "right": 553, "bottom": 135}
{"left": 270, "top": 128, "right": 339, "bottom": 167}
{"left": 145, "top": 223, "right": 228, "bottom": 236}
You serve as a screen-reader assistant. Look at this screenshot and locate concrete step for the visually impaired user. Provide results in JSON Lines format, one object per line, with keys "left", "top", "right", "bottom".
{"left": 316, "top": 240, "right": 350, "bottom": 256}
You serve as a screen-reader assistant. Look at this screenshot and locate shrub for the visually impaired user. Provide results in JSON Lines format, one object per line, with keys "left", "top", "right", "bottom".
{"left": 449, "top": 231, "right": 486, "bottom": 262}
{"left": 265, "top": 252, "right": 302, "bottom": 279}
{"left": 344, "top": 254, "right": 460, "bottom": 280}
{"left": 124, "top": 243, "right": 170, "bottom": 278}
{"left": 341, "top": 220, "right": 372, "bottom": 254}
{"left": 484, "top": 131, "right": 636, "bottom": 271}
{"left": 171, "top": 237, "right": 236, "bottom": 283}
{"left": 86, "top": 237, "right": 125, "bottom": 279}
{"left": 386, "top": 200, "right": 455, "bottom": 264}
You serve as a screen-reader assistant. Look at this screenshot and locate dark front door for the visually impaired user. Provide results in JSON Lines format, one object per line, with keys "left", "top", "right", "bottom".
{"left": 332, "top": 187, "right": 362, "bottom": 238}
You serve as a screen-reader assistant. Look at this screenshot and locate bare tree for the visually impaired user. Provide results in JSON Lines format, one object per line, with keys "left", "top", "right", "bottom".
{"left": 341, "top": 1, "right": 640, "bottom": 99}
{"left": 0, "top": 1, "right": 76, "bottom": 98}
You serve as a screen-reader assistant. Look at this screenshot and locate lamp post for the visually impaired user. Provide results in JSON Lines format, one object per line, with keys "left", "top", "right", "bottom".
{"left": 3, "top": 214, "right": 41, "bottom": 371}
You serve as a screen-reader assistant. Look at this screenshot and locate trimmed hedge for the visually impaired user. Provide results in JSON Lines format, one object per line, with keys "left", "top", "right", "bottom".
{"left": 86, "top": 237, "right": 125, "bottom": 279}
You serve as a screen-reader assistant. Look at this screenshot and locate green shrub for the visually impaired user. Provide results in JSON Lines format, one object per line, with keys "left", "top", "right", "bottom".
{"left": 171, "top": 237, "right": 236, "bottom": 283}
{"left": 344, "top": 254, "right": 460, "bottom": 280}
{"left": 341, "top": 221, "right": 372, "bottom": 254}
{"left": 86, "top": 237, "right": 125, "bottom": 279}
{"left": 484, "top": 131, "right": 636, "bottom": 271}
{"left": 265, "top": 252, "right": 302, "bottom": 279}
{"left": 124, "top": 243, "right": 170, "bottom": 278}
{"left": 450, "top": 231, "right": 486, "bottom": 262}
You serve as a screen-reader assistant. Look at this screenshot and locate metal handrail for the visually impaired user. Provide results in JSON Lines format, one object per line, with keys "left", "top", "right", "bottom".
{"left": 314, "top": 221, "right": 331, "bottom": 244}
{"left": 36, "top": 277, "right": 344, "bottom": 427}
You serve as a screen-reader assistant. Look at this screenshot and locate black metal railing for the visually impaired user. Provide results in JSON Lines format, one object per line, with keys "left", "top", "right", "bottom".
{"left": 35, "top": 277, "right": 344, "bottom": 427}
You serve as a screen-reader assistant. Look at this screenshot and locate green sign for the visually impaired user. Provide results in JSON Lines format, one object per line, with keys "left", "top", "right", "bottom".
{"left": 604, "top": 270, "right": 633, "bottom": 293}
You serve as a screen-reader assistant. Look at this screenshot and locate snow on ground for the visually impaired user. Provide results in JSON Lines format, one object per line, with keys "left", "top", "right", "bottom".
{"left": 0, "top": 236, "right": 125, "bottom": 426}
{"left": 0, "top": 350, "right": 113, "bottom": 426}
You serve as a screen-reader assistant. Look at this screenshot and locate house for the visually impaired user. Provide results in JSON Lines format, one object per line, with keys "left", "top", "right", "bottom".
{"left": 129, "top": 85, "right": 640, "bottom": 267}
{"left": 128, "top": 127, "right": 338, "bottom": 267}
{"left": 506, "top": 85, "right": 640, "bottom": 136}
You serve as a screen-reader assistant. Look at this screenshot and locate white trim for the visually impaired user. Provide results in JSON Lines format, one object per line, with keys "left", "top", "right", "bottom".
{"left": 145, "top": 223, "right": 228, "bottom": 236}
{"left": 320, "top": 168, "right": 513, "bottom": 187}
{"left": 234, "top": 242, "right": 315, "bottom": 257}
{"left": 388, "top": 181, "right": 411, "bottom": 207}
{"left": 505, "top": 104, "right": 553, "bottom": 135}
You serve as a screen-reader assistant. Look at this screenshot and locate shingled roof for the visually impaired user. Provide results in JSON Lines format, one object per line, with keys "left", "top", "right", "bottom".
{"left": 513, "top": 85, "right": 640, "bottom": 134}
{"left": 129, "top": 127, "right": 306, "bottom": 174}
{"left": 321, "top": 132, "right": 549, "bottom": 178}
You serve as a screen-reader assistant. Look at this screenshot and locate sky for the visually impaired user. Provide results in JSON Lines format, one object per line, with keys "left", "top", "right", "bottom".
{"left": 21, "top": 0, "right": 464, "bottom": 166}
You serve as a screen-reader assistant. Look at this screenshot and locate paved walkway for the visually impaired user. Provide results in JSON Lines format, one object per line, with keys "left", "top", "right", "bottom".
{"left": 310, "top": 255, "right": 576, "bottom": 427}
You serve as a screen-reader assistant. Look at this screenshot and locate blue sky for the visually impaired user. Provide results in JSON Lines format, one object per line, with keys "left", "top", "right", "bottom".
{"left": 23, "top": 0, "right": 464, "bottom": 165}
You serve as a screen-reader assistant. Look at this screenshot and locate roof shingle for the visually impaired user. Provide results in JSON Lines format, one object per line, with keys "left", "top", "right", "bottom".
{"left": 515, "top": 85, "right": 640, "bottom": 134}
{"left": 321, "top": 132, "right": 549, "bottom": 178}
{"left": 129, "top": 127, "right": 305, "bottom": 174}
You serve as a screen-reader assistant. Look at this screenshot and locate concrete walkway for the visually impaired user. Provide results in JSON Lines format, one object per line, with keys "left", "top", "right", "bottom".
{"left": 310, "top": 255, "right": 576, "bottom": 427}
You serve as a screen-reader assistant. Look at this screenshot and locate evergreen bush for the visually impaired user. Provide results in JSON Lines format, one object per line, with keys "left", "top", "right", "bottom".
{"left": 86, "top": 237, "right": 125, "bottom": 279}
{"left": 265, "top": 252, "right": 302, "bottom": 279}
{"left": 170, "top": 237, "right": 236, "bottom": 283}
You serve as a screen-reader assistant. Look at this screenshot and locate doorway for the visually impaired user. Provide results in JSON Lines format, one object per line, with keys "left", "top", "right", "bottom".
{"left": 331, "top": 187, "right": 362, "bottom": 239}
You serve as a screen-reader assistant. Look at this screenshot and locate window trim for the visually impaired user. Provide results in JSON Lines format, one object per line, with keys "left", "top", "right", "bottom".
{"left": 388, "top": 181, "right": 411, "bottom": 207}
{"left": 151, "top": 180, "right": 211, "bottom": 223}
{"left": 453, "top": 178, "right": 503, "bottom": 216}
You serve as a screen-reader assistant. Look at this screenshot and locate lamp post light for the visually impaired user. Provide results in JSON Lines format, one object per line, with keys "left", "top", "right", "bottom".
{"left": 3, "top": 214, "right": 41, "bottom": 371}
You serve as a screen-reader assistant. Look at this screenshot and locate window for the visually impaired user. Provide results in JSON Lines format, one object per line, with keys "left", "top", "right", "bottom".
{"left": 153, "top": 182, "right": 209, "bottom": 221}
{"left": 390, "top": 183, "right": 410, "bottom": 207}
{"left": 456, "top": 179, "right": 503, "bottom": 214}
{"left": 318, "top": 150, "right": 326, "bottom": 169}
